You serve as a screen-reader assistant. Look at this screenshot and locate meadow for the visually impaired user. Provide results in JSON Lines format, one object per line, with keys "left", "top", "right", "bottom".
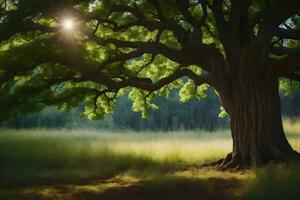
{"left": 0, "top": 119, "right": 300, "bottom": 200}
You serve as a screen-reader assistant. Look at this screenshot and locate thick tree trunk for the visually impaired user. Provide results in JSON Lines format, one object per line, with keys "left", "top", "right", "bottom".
{"left": 216, "top": 78, "right": 300, "bottom": 169}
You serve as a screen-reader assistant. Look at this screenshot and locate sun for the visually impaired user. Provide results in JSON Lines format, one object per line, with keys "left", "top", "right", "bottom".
{"left": 62, "top": 18, "right": 75, "bottom": 31}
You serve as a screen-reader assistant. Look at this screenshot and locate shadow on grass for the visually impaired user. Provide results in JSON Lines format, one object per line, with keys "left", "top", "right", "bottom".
{"left": 0, "top": 135, "right": 191, "bottom": 188}
{"left": 0, "top": 174, "right": 245, "bottom": 200}
{"left": 246, "top": 164, "right": 300, "bottom": 200}
{"left": 0, "top": 131, "right": 223, "bottom": 188}
{"left": 80, "top": 177, "right": 243, "bottom": 200}
{"left": 0, "top": 150, "right": 177, "bottom": 188}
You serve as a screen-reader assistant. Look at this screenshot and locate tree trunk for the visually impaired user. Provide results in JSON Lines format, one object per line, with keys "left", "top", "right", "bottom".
{"left": 218, "top": 78, "right": 300, "bottom": 169}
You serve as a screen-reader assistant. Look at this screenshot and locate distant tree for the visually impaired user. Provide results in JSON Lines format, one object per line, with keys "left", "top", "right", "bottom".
{"left": 113, "top": 89, "right": 227, "bottom": 131}
{"left": 281, "top": 91, "right": 300, "bottom": 117}
{"left": 0, "top": 0, "right": 300, "bottom": 168}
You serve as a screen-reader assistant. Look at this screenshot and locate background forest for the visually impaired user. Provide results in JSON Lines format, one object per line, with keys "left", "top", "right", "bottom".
{"left": 2, "top": 90, "right": 300, "bottom": 131}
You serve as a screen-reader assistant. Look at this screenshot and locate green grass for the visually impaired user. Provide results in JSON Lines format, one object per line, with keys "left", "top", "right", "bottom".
{"left": 0, "top": 129, "right": 231, "bottom": 187}
{"left": 246, "top": 164, "right": 300, "bottom": 200}
{"left": 0, "top": 118, "right": 300, "bottom": 200}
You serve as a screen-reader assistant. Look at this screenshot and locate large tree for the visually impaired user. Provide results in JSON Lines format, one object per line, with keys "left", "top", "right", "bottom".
{"left": 1, "top": 0, "right": 300, "bottom": 168}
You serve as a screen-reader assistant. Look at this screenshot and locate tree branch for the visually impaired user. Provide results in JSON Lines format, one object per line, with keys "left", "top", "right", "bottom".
{"left": 210, "top": 0, "right": 226, "bottom": 33}
{"left": 199, "top": 1, "right": 208, "bottom": 25}
{"left": 114, "top": 69, "right": 212, "bottom": 92}
{"left": 88, "top": 34, "right": 187, "bottom": 66}
{"left": 258, "top": 0, "right": 300, "bottom": 42}
{"left": 274, "top": 27, "right": 300, "bottom": 40}
{"left": 148, "top": 0, "right": 165, "bottom": 20}
{"left": 111, "top": 4, "right": 145, "bottom": 19}
{"left": 271, "top": 46, "right": 300, "bottom": 56}
{"left": 268, "top": 55, "right": 300, "bottom": 78}
{"left": 176, "top": 0, "right": 200, "bottom": 27}
{"left": 282, "top": 72, "right": 300, "bottom": 81}
{"left": 87, "top": 30, "right": 222, "bottom": 72}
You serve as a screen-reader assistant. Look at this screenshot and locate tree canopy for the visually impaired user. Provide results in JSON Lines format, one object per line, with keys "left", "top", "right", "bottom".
{"left": 1, "top": 0, "right": 298, "bottom": 122}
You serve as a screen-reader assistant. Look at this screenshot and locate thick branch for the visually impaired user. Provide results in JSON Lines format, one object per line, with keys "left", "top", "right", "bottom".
{"left": 271, "top": 46, "right": 300, "bottom": 56}
{"left": 103, "top": 4, "right": 189, "bottom": 45}
{"left": 176, "top": 0, "right": 200, "bottom": 27}
{"left": 268, "top": 55, "right": 300, "bottom": 77}
{"left": 274, "top": 28, "right": 300, "bottom": 40}
{"left": 87, "top": 34, "right": 187, "bottom": 67}
{"left": 113, "top": 69, "right": 212, "bottom": 92}
{"left": 210, "top": 0, "right": 226, "bottom": 34}
{"left": 105, "top": 19, "right": 188, "bottom": 45}
{"left": 258, "top": 0, "right": 300, "bottom": 42}
{"left": 87, "top": 30, "right": 222, "bottom": 72}
{"left": 228, "top": 0, "right": 253, "bottom": 42}
{"left": 282, "top": 72, "right": 300, "bottom": 81}
{"left": 229, "top": 0, "right": 252, "bottom": 26}
{"left": 111, "top": 4, "right": 145, "bottom": 19}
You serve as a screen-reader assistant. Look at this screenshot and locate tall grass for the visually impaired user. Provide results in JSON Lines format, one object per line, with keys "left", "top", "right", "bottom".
{"left": 0, "top": 129, "right": 231, "bottom": 187}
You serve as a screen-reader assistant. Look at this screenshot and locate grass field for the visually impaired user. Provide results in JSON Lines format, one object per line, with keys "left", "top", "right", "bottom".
{"left": 0, "top": 119, "right": 300, "bottom": 200}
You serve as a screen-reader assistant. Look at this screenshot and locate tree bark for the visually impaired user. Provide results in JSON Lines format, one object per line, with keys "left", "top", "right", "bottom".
{"left": 217, "top": 78, "right": 300, "bottom": 169}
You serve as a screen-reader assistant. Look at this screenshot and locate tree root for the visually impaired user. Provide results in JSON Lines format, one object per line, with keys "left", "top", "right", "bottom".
{"left": 201, "top": 150, "right": 300, "bottom": 171}
{"left": 201, "top": 153, "right": 244, "bottom": 171}
{"left": 201, "top": 158, "right": 223, "bottom": 167}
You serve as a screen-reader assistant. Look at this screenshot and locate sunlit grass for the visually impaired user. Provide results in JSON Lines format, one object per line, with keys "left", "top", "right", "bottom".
{"left": 283, "top": 118, "right": 300, "bottom": 150}
{"left": 0, "top": 129, "right": 232, "bottom": 187}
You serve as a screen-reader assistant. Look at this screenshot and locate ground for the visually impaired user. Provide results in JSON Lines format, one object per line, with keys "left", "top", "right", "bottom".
{"left": 0, "top": 168, "right": 250, "bottom": 200}
{"left": 0, "top": 119, "right": 300, "bottom": 200}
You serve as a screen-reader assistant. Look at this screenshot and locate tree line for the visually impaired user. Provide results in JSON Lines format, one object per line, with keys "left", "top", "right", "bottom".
{"left": 2, "top": 90, "right": 299, "bottom": 131}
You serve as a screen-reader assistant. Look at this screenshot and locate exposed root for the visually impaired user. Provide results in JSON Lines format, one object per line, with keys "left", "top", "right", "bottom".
{"left": 201, "top": 158, "right": 223, "bottom": 168}
{"left": 217, "top": 153, "right": 245, "bottom": 171}
{"left": 201, "top": 153, "right": 244, "bottom": 171}
{"left": 219, "top": 160, "right": 242, "bottom": 171}
{"left": 202, "top": 150, "right": 300, "bottom": 171}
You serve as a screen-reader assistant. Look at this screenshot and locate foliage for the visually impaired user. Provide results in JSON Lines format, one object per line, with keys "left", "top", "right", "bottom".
{"left": 1, "top": 0, "right": 299, "bottom": 122}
